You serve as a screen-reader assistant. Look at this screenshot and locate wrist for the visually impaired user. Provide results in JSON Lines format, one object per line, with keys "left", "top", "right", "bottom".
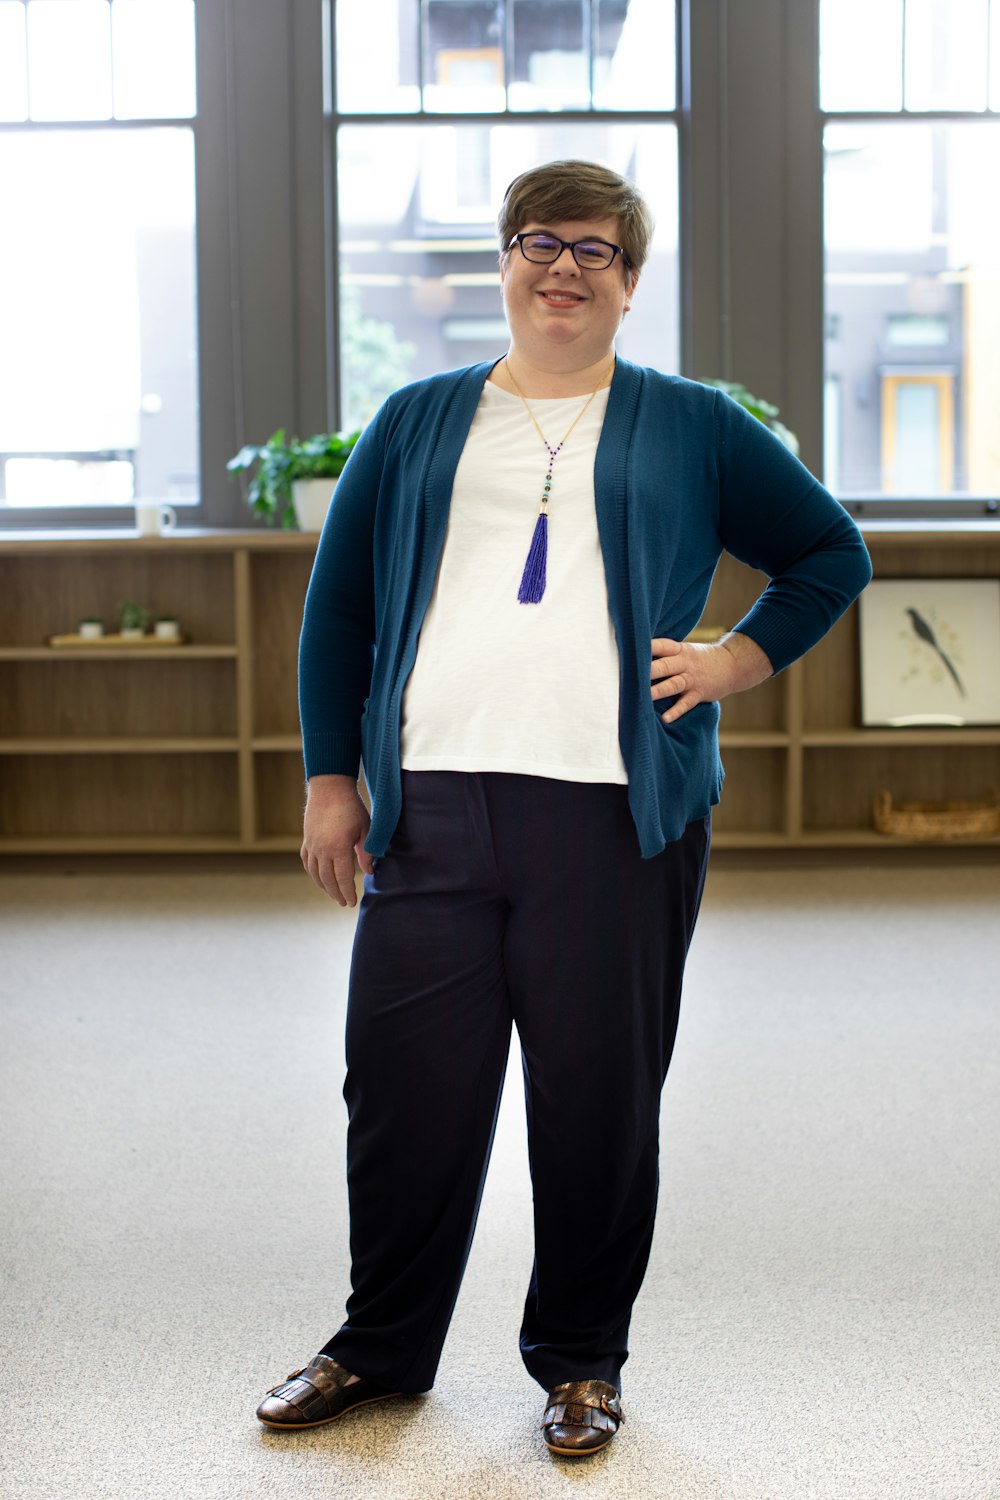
{"left": 306, "top": 773, "right": 360, "bottom": 803}
{"left": 718, "top": 631, "right": 773, "bottom": 691}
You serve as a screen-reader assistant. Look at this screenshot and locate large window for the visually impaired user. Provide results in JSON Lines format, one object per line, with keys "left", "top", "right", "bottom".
{"left": 332, "top": 0, "right": 679, "bottom": 430}
{"left": 0, "top": 0, "right": 198, "bottom": 516}
{"left": 12, "top": 4, "right": 984, "bottom": 531}
{"left": 821, "top": 0, "right": 1000, "bottom": 511}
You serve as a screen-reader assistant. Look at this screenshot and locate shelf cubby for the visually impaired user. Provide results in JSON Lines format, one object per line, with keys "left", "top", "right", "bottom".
{"left": 254, "top": 749, "right": 307, "bottom": 843}
{"left": 0, "top": 545, "right": 236, "bottom": 649}
{"left": 802, "top": 744, "right": 1000, "bottom": 838}
{"left": 0, "top": 657, "right": 237, "bottom": 741}
{"left": 712, "top": 747, "right": 788, "bottom": 840}
{"left": 0, "top": 751, "right": 241, "bottom": 842}
{"left": 248, "top": 550, "right": 314, "bottom": 738}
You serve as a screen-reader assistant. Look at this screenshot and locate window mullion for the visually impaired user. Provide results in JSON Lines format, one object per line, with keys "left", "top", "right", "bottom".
{"left": 23, "top": 0, "right": 32, "bottom": 121}
{"left": 108, "top": 0, "right": 117, "bottom": 120}
{"left": 502, "top": 0, "right": 513, "bottom": 111}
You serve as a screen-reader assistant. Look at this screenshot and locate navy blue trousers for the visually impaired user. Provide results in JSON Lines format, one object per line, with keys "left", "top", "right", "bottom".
{"left": 322, "top": 772, "right": 710, "bottom": 1394}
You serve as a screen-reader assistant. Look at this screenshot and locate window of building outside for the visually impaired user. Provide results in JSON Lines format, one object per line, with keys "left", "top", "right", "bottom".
{"left": 0, "top": 0, "right": 198, "bottom": 516}
{"left": 332, "top": 0, "right": 679, "bottom": 433}
{"left": 821, "top": 0, "right": 1000, "bottom": 514}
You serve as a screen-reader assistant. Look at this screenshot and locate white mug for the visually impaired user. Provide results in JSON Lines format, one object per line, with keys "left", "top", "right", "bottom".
{"left": 134, "top": 502, "right": 177, "bottom": 535}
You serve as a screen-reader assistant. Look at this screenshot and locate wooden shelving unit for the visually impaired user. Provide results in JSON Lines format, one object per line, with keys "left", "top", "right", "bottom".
{"left": 710, "top": 522, "right": 1000, "bottom": 848}
{"left": 0, "top": 523, "right": 998, "bottom": 853}
{"left": 0, "top": 532, "right": 312, "bottom": 853}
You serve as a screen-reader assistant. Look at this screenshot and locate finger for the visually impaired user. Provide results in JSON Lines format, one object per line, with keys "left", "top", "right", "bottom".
{"left": 650, "top": 640, "right": 685, "bottom": 681}
{"left": 651, "top": 671, "right": 689, "bottom": 701}
{"left": 651, "top": 637, "right": 681, "bottom": 657}
{"left": 661, "top": 690, "right": 698, "bottom": 725}
{"left": 331, "top": 849, "right": 359, "bottom": 907}
{"left": 356, "top": 843, "right": 375, "bottom": 877}
{"left": 313, "top": 851, "right": 348, "bottom": 906}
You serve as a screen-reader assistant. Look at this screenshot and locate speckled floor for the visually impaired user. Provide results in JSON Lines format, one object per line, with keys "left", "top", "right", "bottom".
{"left": 1, "top": 857, "right": 998, "bottom": 1500}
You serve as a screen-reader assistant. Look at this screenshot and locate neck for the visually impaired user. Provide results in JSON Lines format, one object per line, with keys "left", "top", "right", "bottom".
{"left": 492, "top": 348, "right": 617, "bottom": 398}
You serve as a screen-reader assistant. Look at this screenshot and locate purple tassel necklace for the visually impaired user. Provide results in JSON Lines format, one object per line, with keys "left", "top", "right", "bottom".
{"left": 504, "top": 355, "right": 615, "bottom": 604}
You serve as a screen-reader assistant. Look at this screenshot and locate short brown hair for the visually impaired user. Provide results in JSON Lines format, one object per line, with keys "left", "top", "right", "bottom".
{"left": 497, "top": 159, "right": 653, "bottom": 274}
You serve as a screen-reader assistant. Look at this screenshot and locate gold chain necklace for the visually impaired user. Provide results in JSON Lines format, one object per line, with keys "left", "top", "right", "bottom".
{"left": 503, "top": 355, "right": 616, "bottom": 603}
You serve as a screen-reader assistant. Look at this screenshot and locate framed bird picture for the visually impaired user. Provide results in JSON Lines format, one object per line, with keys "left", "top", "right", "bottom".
{"left": 859, "top": 578, "right": 1000, "bottom": 727}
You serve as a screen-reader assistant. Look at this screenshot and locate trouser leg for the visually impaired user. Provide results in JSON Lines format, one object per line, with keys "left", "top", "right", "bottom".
{"left": 483, "top": 775, "right": 711, "bottom": 1392}
{"left": 321, "top": 773, "right": 512, "bottom": 1394}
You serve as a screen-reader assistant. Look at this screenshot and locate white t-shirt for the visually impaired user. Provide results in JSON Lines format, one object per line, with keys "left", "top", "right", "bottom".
{"left": 400, "top": 381, "right": 628, "bottom": 784}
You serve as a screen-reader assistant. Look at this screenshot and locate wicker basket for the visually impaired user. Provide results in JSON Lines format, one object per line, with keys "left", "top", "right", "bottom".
{"left": 873, "top": 788, "right": 1000, "bottom": 840}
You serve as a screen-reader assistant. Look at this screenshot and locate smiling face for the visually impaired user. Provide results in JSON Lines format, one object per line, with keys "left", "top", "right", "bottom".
{"left": 499, "top": 217, "right": 639, "bottom": 372}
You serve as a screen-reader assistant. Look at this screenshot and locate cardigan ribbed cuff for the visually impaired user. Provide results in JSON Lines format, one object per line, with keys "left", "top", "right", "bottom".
{"left": 302, "top": 731, "right": 361, "bottom": 781}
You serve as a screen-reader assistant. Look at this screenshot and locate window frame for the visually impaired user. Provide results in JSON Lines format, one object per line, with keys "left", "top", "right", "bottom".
{"left": 0, "top": 2, "right": 208, "bottom": 533}
{"left": 819, "top": 0, "right": 1000, "bottom": 519}
{"left": 324, "top": 2, "right": 683, "bottom": 431}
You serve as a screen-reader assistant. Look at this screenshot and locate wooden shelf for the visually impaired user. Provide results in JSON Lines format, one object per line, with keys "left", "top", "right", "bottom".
{"left": 0, "top": 525, "right": 998, "bottom": 852}
{"left": 711, "top": 831, "right": 797, "bottom": 849}
{"left": 718, "top": 731, "right": 790, "bottom": 748}
{"left": 0, "top": 835, "right": 252, "bottom": 854}
{"left": 0, "top": 738, "right": 240, "bottom": 755}
{"left": 252, "top": 734, "right": 303, "bottom": 751}
{"left": 250, "top": 835, "right": 303, "bottom": 852}
{"left": 802, "top": 729, "right": 1000, "bottom": 748}
{"left": 0, "top": 645, "right": 237, "bottom": 661}
{"left": 796, "top": 830, "right": 1000, "bottom": 849}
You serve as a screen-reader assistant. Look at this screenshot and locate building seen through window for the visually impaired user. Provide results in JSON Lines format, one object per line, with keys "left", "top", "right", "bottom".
{"left": 822, "top": 0, "right": 1000, "bottom": 507}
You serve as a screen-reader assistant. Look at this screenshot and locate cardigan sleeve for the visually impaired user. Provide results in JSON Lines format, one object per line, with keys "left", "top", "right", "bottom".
{"left": 713, "top": 391, "right": 872, "bottom": 673}
{"left": 297, "top": 413, "right": 383, "bottom": 778}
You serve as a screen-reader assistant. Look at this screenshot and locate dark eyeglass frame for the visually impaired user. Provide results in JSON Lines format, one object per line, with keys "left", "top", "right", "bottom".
{"left": 507, "top": 232, "right": 634, "bottom": 271}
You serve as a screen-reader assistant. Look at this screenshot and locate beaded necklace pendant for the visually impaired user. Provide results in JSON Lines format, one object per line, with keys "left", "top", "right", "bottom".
{"left": 504, "top": 356, "right": 615, "bottom": 604}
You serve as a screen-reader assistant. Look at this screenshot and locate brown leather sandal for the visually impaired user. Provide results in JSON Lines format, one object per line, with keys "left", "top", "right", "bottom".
{"left": 541, "top": 1378, "right": 625, "bottom": 1456}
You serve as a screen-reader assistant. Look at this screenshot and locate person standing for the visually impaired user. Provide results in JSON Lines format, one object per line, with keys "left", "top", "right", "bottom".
{"left": 256, "top": 160, "right": 871, "bottom": 1457}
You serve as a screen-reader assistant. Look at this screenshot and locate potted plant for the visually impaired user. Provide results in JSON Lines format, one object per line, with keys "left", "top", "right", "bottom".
{"left": 117, "top": 600, "right": 150, "bottom": 640}
{"left": 226, "top": 428, "right": 361, "bottom": 530}
{"left": 699, "top": 379, "right": 799, "bottom": 455}
{"left": 154, "top": 615, "right": 182, "bottom": 642}
{"left": 78, "top": 616, "right": 104, "bottom": 640}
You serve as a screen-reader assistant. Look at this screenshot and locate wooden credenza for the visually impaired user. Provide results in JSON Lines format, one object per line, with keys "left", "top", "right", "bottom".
{"left": 0, "top": 524, "right": 998, "bottom": 852}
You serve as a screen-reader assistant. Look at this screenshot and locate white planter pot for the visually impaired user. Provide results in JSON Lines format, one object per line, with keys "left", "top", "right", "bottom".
{"left": 292, "top": 478, "right": 336, "bottom": 532}
{"left": 78, "top": 622, "right": 104, "bottom": 640}
{"left": 154, "top": 620, "right": 181, "bottom": 641}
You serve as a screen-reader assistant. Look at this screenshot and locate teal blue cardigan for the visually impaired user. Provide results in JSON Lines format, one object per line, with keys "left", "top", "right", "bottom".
{"left": 299, "top": 358, "right": 871, "bottom": 857}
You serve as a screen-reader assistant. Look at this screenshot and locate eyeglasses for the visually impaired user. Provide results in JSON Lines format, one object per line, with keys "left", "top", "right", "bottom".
{"left": 508, "top": 233, "right": 633, "bottom": 271}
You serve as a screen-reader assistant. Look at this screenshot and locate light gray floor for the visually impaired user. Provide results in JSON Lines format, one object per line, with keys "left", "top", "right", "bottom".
{"left": 1, "top": 857, "right": 998, "bottom": 1500}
